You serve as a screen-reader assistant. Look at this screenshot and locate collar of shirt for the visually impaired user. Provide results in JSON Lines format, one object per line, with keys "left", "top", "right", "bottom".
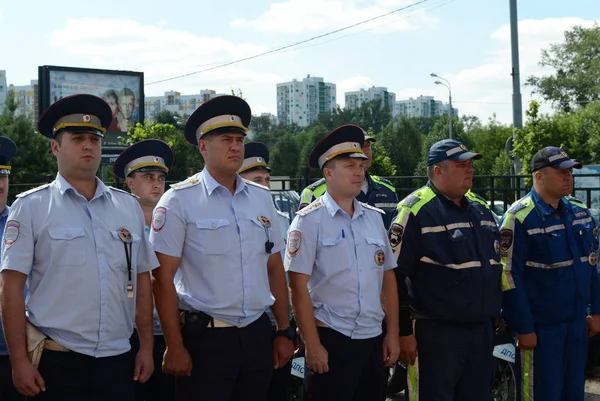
{"left": 530, "top": 188, "right": 569, "bottom": 217}
{"left": 427, "top": 181, "right": 469, "bottom": 209}
{"left": 201, "top": 168, "right": 248, "bottom": 196}
{"left": 56, "top": 172, "right": 111, "bottom": 200}
{"left": 322, "top": 191, "right": 365, "bottom": 220}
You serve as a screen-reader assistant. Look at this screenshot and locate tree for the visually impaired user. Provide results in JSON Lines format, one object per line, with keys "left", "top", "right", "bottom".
{"left": 378, "top": 118, "right": 422, "bottom": 176}
{"left": 369, "top": 134, "right": 397, "bottom": 177}
{"left": 269, "top": 133, "right": 301, "bottom": 177}
{"left": 526, "top": 25, "right": 600, "bottom": 112}
{"left": 0, "top": 90, "right": 55, "bottom": 201}
{"left": 463, "top": 116, "right": 513, "bottom": 176}
{"left": 317, "top": 106, "right": 355, "bottom": 131}
{"left": 353, "top": 99, "right": 392, "bottom": 133}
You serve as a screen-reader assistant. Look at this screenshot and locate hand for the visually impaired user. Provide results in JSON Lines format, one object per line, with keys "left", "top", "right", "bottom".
{"left": 162, "top": 345, "right": 192, "bottom": 376}
{"left": 12, "top": 358, "right": 46, "bottom": 396}
{"left": 516, "top": 333, "right": 537, "bottom": 350}
{"left": 382, "top": 332, "right": 400, "bottom": 367}
{"left": 587, "top": 315, "right": 600, "bottom": 337}
{"left": 134, "top": 347, "right": 154, "bottom": 383}
{"left": 273, "top": 336, "right": 295, "bottom": 369}
{"left": 399, "top": 334, "right": 417, "bottom": 365}
{"left": 305, "top": 342, "right": 329, "bottom": 374}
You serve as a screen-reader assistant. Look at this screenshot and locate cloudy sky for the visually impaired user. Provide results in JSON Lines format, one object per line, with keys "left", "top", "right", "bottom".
{"left": 1, "top": 0, "right": 597, "bottom": 123}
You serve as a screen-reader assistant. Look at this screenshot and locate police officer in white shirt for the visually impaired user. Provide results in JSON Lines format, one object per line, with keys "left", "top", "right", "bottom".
{"left": 0, "top": 94, "right": 158, "bottom": 400}
{"left": 285, "top": 124, "right": 400, "bottom": 401}
{"left": 150, "top": 95, "right": 295, "bottom": 401}
{"left": 113, "top": 139, "right": 177, "bottom": 401}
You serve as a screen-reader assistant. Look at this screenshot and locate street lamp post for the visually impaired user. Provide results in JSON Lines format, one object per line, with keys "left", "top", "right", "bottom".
{"left": 430, "top": 73, "right": 453, "bottom": 139}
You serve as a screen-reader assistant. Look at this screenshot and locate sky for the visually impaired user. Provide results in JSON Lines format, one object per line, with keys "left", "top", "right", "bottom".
{"left": 0, "top": 0, "right": 597, "bottom": 124}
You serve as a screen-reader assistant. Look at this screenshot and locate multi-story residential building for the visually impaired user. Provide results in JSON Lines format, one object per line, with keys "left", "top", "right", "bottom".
{"left": 345, "top": 86, "right": 396, "bottom": 115}
{"left": 276, "top": 75, "right": 336, "bottom": 127}
{"left": 144, "top": 89, "right": 226, "bottom": 120}
{"left": 9, "top": 80, "right": 39, "bottom": 121}
{"left": 394, "top": 95, "right": 458, "bottom": 118}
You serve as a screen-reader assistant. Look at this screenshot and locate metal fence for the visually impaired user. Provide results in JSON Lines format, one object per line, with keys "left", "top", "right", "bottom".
{"left": 10, "top": 173, "right": 600, "bottom": 215}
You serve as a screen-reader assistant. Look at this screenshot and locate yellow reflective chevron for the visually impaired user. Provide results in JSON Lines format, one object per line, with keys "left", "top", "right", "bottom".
{"left": 500, "top": 197, "right": 534, "bottom": 291}
{"left": 520, "top": 349, "right": 534, "bottom": 401}
{"left": 407, "top": 359, "right": 419, "bottom": 401}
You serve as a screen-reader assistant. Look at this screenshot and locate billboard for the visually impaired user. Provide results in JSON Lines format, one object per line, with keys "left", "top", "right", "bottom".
{"left": 38, "top": 65, "right": 144, "bottom": 149}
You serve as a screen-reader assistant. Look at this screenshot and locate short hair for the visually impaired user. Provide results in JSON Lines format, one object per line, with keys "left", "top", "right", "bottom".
{"left": 122, "top": 88, "right": 135, "bottom": 99}
{"left": 427, "top": 161, "right": 447, "bottom": 180}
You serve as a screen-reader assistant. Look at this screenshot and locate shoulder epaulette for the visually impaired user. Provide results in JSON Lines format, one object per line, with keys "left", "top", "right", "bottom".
{"left": 401, "top": 194, "right": 421, "bottom": 208}
{"left": 16, "top": 183, "right": 51, "bottom": 198}
{"left": 566, "top": 196, "right": 586, "bottom": 207}
{"left": 171, "top": 177, "right": 201, "bottom": 190}
{"left": 108, "top": 186, "right": 138, "bottom": 198}
{"left": 244, "top": 179, "right": 269, "bottom": 191}
{"left": 465, "top": 191, "right": 491, "bottom": 210}
{"left": 371, "top": 175, "right": 393, "bottom": 186}
{"left": 506, "top": 201, "right": 527, "bottom": 215}
{"left": 297, "top": 201, "right": 323, "bottom": 216}
{"left": 307, "top": 178, "right": 326, "bottom": 191}
{"left": 276, "top": 209, "right": 289, "bottom": 218}
{"left": 360, "top": 202, "right": 385, "bottom": 214}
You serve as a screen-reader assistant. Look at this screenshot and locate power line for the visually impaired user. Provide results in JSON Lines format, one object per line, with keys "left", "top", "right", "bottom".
{"left": 145, "top": 0, "right": 430, "bottom": 86}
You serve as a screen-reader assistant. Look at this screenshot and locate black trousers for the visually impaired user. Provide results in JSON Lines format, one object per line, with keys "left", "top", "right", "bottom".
{"left": 179, "top": 313, "right": 274, "bottom": 401}
{"left": 31, "top": 349, "right": 134, "bottom": 401}
{"left": 267, "top": 356, "right": 292, "bottom": 401}
{"left": 0, "top": 355, "right": 25, "bottom": 401}
{"left": 306, "top": 328, "right": 384, "bottom": 401}
{"left": 129, "top": 330, "right": 177, "bottom": 401}
{"left": 407, "top": 319, "right": 494, "bottom": 401}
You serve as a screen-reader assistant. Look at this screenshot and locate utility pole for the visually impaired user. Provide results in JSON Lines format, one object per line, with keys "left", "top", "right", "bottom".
{"left": 510, "top": 0, "right": 524, "bottom": 196}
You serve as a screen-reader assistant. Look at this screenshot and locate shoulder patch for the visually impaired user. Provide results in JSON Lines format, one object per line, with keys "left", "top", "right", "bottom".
{"left": 297, "top": 201, "right": 323, "bottom": 216}
{"left": 171, "top": 177, "right": 201, "bottom": 190}
{"left": 16, "top": 183, "right": 51, "bottom": 198}
{"left": 360, "top": 202, "right": 385, "bottom": 214}
{"left": 108, "top": 186, "right": 138, "bottom": 198}
{"left": 307, "top": 178, "right": 326, "bottom": 191}
{"left": 244, "top": 179, "right": 269, "bottom": 191}
{"left": 401, "top": 194, "right": 421, "bottom": 208}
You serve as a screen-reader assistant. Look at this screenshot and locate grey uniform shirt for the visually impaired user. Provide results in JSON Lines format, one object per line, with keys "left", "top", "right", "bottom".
{"left": 284, "top": 192, "right": 396, "bottom": 339}
{"left": 0, "top": 173, "right": 158, "bottom": 357}
{"left": 150, "top": 169, "right": 284, "bottom": 327}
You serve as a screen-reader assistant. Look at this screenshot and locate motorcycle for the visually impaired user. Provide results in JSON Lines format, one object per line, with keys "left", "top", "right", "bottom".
{"left": 385, "top": 327, "right": 517, "bottom": 401}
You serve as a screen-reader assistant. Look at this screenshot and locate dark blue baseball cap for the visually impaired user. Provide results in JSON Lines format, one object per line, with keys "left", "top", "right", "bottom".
{"left": 531, "top": 146, "right": 582, "bottom": 172}
{"left": 427, "top": 139, "right": 481, "bottom": 166}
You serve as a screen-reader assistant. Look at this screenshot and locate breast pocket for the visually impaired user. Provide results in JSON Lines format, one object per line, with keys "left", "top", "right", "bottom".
{"left": 195, "top": 219, "right": 231, "bottom": 255}
{"left": 319, "top": 232, "right": 349, "bottom": 272}
{"left": 109, "top": 230, "right": 142, "bottom": 274}
{"left": 48, "top": 226, "right": 87, "bottom": 266}
{"left": 363, "top": 236, "right": 386, "bottom": 269}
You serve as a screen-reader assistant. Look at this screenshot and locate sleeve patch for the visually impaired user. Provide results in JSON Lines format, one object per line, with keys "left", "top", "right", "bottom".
{"left": 3, "top": 220, "right": 20, "bottom": 247}
{"left": 286, "top": 230, "right": 302, "bottom": 256}
{"left": 389, "top": 223, "right": 404, "bottom": 248}
{"left": 500, "top": 229, "right": 513, "bottom": 255}
{"left": 152, "top": 207, "right": 167, "bottom": 232}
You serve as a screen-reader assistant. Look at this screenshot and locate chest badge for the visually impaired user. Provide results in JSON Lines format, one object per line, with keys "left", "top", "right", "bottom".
{"left": 258, "top": 216, "right": 271, "bottom": 228}
{"left": 118, "top": 228, "right": 133, "bottom": 243}
{"left": 375, "top": 249, "right": 385, "bottom": 266}
{"left": 590, "top": 251, "right": 598, "bottom": 266}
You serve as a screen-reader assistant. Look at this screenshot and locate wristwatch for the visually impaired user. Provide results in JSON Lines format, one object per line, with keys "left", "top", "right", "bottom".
{"left": 275, "top": 325, "right": 296, "bottom": 341}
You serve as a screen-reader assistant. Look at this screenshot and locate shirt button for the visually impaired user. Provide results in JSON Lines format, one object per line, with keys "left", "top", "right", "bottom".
{"left": 66, "top": 233, "right": 72, "bottom": 238}
{"left": 212, "top": 223, "right": 216, "bottom": 229}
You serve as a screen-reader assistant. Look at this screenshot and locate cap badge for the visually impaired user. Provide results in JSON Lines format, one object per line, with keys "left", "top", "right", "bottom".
{"left": 561, "top": 151, "right": 568, "bottom": 158}
{"left": 460, "top": 144, "right": 468, "bottom": 151}
{"left": 154, "top": 157, "right": 160, "bottom": 162}
{"left": 83, "top": 115, "right": 91, "bottom": 123}
{"left": 257, "top": 157, "right": 263, "bottom": 163}
{"left": 230, "top": 115, "right": 236, "bottom": 121}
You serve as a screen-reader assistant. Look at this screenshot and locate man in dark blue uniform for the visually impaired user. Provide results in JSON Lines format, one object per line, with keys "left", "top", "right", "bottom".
{"left": 500, "top": 146, "right": 600, "bottom": 400}
{"left": 390, "top": 139, "right": 502, "bottom": 401}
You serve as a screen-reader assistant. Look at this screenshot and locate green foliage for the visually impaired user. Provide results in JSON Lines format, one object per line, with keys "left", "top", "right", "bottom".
{"left": 378, "top": 118, "right": 421, "bottom": 176}
{"left": 526, "top": 24, "right": 600, "bottom": 112}
{"left": 0, "top": 90, "right": 55, "bottom": 200}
